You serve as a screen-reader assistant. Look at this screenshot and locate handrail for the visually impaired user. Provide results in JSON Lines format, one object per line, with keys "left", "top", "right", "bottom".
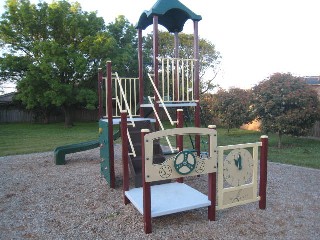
{"left": 127, "top": 129, "right": 136, "bottom": 157}
{"left": 147, "top": 96, "right": 175, "bottom": 153}
{"left": 147, "top": 73, "right": 177, "bottom": 126}
{"left": 114, "top": 72, "right": 135, "bottom": 127}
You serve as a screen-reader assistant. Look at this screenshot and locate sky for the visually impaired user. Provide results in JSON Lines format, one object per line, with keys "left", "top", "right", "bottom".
{"left": 1, "top": 0, "right": 320, "bottom": 92}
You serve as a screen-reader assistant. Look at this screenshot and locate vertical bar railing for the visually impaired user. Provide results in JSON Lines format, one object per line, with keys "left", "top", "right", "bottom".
{"left": 110, "top": 74, "right": 139, "bottom": 119}
{"left": 114, "top": 72, "right": 135, "bottom": 127}
{"left": 157, "top": 57, "right": 197, "bottom": 103}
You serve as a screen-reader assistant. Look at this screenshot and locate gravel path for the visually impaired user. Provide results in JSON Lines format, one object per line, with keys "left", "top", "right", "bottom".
{"left": 0, "top": 145, "right": 319, "bottom": 239}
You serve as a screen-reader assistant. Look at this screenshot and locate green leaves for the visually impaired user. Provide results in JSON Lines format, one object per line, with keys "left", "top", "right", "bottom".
{"left": 202, "top": 88, "right": 254, "bottom": 132}
{"left": 0, "top": 0, "right": 118, "bottom": 125}
{"left": 252, "top": 73, "right": 320, "bottom": 144}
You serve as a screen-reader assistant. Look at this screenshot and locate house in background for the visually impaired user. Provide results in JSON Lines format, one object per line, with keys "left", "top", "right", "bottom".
{"left": 0, "top": 92, "right": 34, "bottom": 123}
{"left": 304, "top": 76, "right": 320, "bottom": 96}
{"left": 0, "top": 92, "right": 15, "bottom": 105}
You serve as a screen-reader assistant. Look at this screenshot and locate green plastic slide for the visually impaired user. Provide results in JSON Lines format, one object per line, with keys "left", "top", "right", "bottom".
{"left": 54, "top": 140, "right": 99, "bottom": 165}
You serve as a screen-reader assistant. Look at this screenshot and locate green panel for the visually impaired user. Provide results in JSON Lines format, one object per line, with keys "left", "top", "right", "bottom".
{"left": 99, "top": 120, "right": 110, "bottom": 185}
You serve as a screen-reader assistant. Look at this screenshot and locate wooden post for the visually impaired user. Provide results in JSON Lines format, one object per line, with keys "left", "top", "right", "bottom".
{"left": 259, "top": 135, "right": 268, "bottom": 209}
{"left": 121, "top": 110, "right": 130, "bottom": 205}
{"left": 98, "top": 68, "right": 103, "bottom": 120}
{"left": 142, "top": 129, "right": 152, "bottom": 234}
{"left": 153, "top": 15, "right": 160, "bottom": 131}
{"left": 138, "top": 29, "right": 144, "bottom": 117}
{"left": 107, "top": 61, "right": 115, "bottom": 189}
{"left": 193, "top": 21, "right": 201, "bottom": 155}
{"left": 174, "top": 32, "right": 179, "bottom": 101}
{"left": 208, "top": 125, "right": 216, "bottom": 221}
{"left": 176, "top": 109, "right": 184, "bottom": 183}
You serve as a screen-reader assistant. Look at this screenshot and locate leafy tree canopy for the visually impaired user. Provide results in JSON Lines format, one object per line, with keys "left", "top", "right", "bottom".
{"left": 0, "top": 0, "right": 138, "bottom": 126}
{"left": 252, "top": 72, "right": 320, "bottom": 147}
{"left": 106, "top": 15, "right": 138, "bottom": 77}
{"left": 209, "top": 88, "right": 253, "bottom": 132}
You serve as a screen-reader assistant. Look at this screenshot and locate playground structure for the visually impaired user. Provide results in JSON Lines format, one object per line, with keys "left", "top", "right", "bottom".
{"left": 96, "top": 0, "right": 269, "bottom": 234}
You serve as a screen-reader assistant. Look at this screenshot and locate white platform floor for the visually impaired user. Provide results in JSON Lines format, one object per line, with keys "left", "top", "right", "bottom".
{"left": 125, "top": 182, "right": 211, "bottom": 218}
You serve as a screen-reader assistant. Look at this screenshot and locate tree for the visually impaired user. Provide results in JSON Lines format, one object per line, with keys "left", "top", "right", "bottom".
{"left": 210, "top": 88, "right": 254, "bottom": 132}
{"left": 0, "top": 0, "right": 116, "bottom": 126}
{"left": 252, "top": 72, "right": 320, "bottom": 148}
{"left": 106, "top": 15, "right": 138, "bottom": 77}
{"left": 143, "top": 31, "right": 221, "bottom": 94}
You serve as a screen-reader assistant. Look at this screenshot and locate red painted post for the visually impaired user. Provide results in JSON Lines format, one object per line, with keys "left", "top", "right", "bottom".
{"left": 193, "top": 20, "right": 201, "bottom": 155}
{"left": 138, "top": 29, "right": 144, "bottom": 117}
{"left": 208, "top": 172, "right": 216, "bottom": 220}
{"left": 98, "top": 68, "right": 103, "bottom": 120}
{"left": 142, "top": 129, "right": 152, "bottom": 233}
{"left": 121, "top": 110, "right": 130, "bottom": 205}
{"left": 176, "top": 109, "right": 184, "bottom": 183}
{"left": 107, "top": 61, "right": 115, "bottom": 189}
{"left": 207, "top": 125, "right": 216, "bottom": 221}
{"left": 174, "top": 32, "right": 179, "bottom": 101}
{"left": 153, "top": 15, "right": 160, "bottom": 131}
{"left": 259, "top": 135, "right": 268, "bottom": 209}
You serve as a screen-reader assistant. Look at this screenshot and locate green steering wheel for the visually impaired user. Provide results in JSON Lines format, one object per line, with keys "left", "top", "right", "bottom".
{"left": 174, "top": 150, "right": 196, "bottom": 175}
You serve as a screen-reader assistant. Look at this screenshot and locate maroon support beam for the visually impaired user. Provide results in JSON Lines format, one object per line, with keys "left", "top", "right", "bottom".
{"left": 208, "top": 125, "right": 216, "bottom": 221}
{"left": 121, "top": 111, "right": 130, "bottom": 205}
{"left": 153, "top": 16, "right": 160, "bottom": 131}
{"left": 208, "top": 172, "right": 216, "bottom": 220}
{"left": 141, "top": 129, "right": 152, "bottom": 234}
{"left": 259, "top": 135, "right": 268, "bottom": 209}
{"left": 138, "top": 29, "right": 144, "bottom": 117}
{"left": 98, "top": 68, "right": 103, "bottom": 120}
{"left": 193, "top": 21, "right": 201, "bottom": 155}
{"left": 176, "top": 109, "right": 184, "bottom": 183}
{"left": 174, "top": 32, "right": 179, "bottom": 101}
{"left": 107, "top": 61, "right": 115, "bottom": 189}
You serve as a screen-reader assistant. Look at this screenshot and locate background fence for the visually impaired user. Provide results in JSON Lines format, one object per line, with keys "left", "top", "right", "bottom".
{"left": 0, "top": 107, "right": 98, "bottom": 123}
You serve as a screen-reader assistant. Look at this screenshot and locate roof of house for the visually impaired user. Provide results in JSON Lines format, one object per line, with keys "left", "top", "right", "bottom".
{"left": 0, "top": 92, "right": 15, "bottom": 104}
{"left": 135, "top": 0, "right": 202, "bottom": 32}
{"left": 304, "top": 76, "right": 320, "bottom": 85}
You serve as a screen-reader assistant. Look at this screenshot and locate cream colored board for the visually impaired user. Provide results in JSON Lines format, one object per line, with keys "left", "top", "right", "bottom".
{"left": 217, "top": 142, "right": 261, "bottom": 210}
{"left": 144, "top": 127, "right": 217, "bottom": 182}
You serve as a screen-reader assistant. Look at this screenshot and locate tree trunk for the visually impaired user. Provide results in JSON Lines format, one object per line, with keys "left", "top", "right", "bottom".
{"left": 62, "top": 105, "right": 74, "bottom": 127}
{"left": 43, "top": 109, "right": 49, "bottom": 124}
{"left": 277, "top": 131, "right": 282, "bottom": 148}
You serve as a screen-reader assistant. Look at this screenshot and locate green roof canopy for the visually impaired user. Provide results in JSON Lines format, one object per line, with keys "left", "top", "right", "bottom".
{"left": 135, "top": 0, "right": 202, "bottom": 32}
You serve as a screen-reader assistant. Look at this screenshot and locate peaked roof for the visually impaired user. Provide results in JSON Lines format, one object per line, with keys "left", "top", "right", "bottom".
{"left": 135, "top": 0, "right": 202, "bottom": 32}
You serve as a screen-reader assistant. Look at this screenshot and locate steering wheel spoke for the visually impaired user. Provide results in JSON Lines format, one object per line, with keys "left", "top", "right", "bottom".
{"left": 174, "top": 150, "right": 196, "bottom": 175}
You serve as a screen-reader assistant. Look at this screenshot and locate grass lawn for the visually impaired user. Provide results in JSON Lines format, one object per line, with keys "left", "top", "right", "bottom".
{"left": 0, "top": 122, "right": 319, "bottom": 169}
{"left": 0, "top": 122, "right": 98, "bottom": 156}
